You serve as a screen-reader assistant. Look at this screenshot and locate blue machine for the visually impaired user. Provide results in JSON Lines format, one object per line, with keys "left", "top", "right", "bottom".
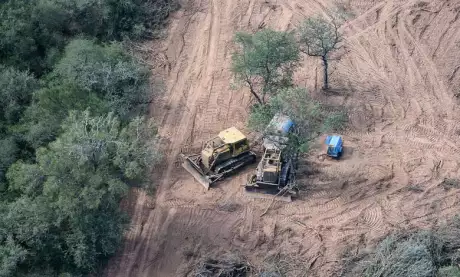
{"left": 267, "top": 113, "right": 294, "bottom": 135}
{"left": 263, "top": 113, "right": 294, "bottom": 150}
{"left": 325, "top": 135, "right": 343, "bottom": 158}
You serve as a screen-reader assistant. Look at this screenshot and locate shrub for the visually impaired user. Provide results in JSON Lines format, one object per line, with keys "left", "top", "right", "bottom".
{"left": 363, "top": 231, "right": 442, "bottom": 277}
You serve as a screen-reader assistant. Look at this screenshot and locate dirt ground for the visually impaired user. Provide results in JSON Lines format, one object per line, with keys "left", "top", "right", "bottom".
{"left": 105, "top": 0, "right": 460, "bottom": 276}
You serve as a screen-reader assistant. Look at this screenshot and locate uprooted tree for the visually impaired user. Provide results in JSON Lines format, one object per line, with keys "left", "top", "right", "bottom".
{"left": 343, "top": 215, "right": 460, "bottom": 277}
{"left": 231, "top": 29, "right": 299, "bottom": 105}
{"left": 298, "top": 16, "right": 341, "bottom": 90}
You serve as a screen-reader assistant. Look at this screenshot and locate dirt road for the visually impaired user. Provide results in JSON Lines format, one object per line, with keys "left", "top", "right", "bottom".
{"left": 106, "top": 0, "right": 460, "bottom": 276}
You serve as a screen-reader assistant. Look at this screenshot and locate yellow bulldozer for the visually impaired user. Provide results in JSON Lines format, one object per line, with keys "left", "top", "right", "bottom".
{"left": 180, "top": 127, "right": 256, "bottom": 189}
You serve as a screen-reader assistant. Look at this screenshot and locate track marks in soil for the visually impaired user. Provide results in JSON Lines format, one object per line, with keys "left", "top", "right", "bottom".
{"left": 107, "top": 1, "right": 460, "bottom": 277}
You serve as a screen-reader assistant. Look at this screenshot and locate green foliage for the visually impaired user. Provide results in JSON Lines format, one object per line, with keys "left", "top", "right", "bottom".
{"left": 55, "top": 39, "right": 152, "bottom": 119}
{"left": 0, "top": 0, "right": 166, "bottom": 275}
{"left": 248, "top": 104, "right": 275, "bottom": 133}
{"left": 437, "top": 266, "right": 460, "bottom": 277}
{"left": 248, "top": 87, "right": 347, "bottom": 154}
{"left": 22, "top": 39, "right": 154, "bottom": 149}
{"left": 0, "top": 138, "right": 19, "bottom": 191}
{"left": 6, "top": 162, "right": 43, "bottom": 197}
{"left": 0, "top": 0, "right": 177, "bottom": 75}
{"left": 0, "top": 236, "right": 27, "bottom": 277}
{"left": 321, "top": 110, "right": 347, "bottom": 133}
{"left": 0, "top": 66, "right": 38, "bottom": 126}
{"left": 2, "top": 111, "right": 158, "bottom": 275}
{"left": 0, "top": 67, "right": 38, "bottom": 191}
{"left": 53, "top": 111, "right": 159, "bottom": 182}
{"left": 436, "top": 216, "right": 460, "bottom": 265}
{"left": 22, "top": 81, "right": 103, "bottom": 148}
{"left": 232, "top": 29, "right": 299, "bottom": 104}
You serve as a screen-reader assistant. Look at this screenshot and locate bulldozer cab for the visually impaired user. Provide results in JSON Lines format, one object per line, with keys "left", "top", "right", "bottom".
{"left": 218, "top": 127, "right": 249, "bottom": 156}
{"left": 259, "top": 149, "right": 281, "bottom": 183}
{"left": 201, "top": 127, "right": 249, "bottom": 169}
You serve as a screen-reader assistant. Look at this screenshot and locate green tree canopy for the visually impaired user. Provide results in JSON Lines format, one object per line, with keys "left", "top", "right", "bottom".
{"left": 0, "top": 67, "right": 38, "bottom": 189}
{"left": 1, "top": 111, "right": 159, "bottom": 275}
{"left": 22, "top": 39, "right": 155, "bottom": 149}
{"left": 0, "top": 66, "right": 38, "bottom": 126}
{"left": 0, "top": 0, "right": 177, "bottom": 75}
{"left": 0, "top": 0, "right": 168, "bottom": 275}
{"left": 232, "top": 29, "right": 299, "bottom": 104}
{"left": 55, "top": 39, "right": 153, "bottom": 119}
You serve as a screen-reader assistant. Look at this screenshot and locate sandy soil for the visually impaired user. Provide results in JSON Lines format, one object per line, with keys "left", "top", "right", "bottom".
{"left": 105, "top": 0, "right": 460, "bottom": 276}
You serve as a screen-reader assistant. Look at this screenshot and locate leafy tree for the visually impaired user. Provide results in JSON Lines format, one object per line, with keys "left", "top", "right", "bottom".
{"left": 0, "top": 67, "right": 37, "bottom": 188}
{"left": 437, "top": 266, "right": 460, "bottom": 277}
{"left": 0, "top": 0, "right": 168, "bottom": 275}
{"left": 249, "top": 87, "right": 346, "bottom": 154}
{"left": 55, "top": 39, "right": 153, "bottom": 119}
{"left": 0, "top": 0, "right": 177, "bottom": 75}
{"left": 0, "top": 138, "right": 19, "bottom": 191}
{"left": 89, "top": 0, "right": 178, "bottom": 40}
{"left": 298, "top": 16, "right": 341, "bottom": 90}
{"left": 22, "top": 39, "right": 155, "bottom": 149}
{"left": 0, "top": 0, "right": 67, "bottom": 74}
{"left": 2, "top": 111, "right": 159, "bottom": 275}
{"left": 23, "top": 81, "right": 106, "bottom": 149}
{"left": 0, "top": 66, "right": 38, "bottom": 126}
{"left": 232, "top": 29, "right": 299, "bottom": 104}
{"left": 6, "top": 162, "right": 44, "bottom": 197}
{"left": 0, "top": 235, "right": 27, "bottom": 277}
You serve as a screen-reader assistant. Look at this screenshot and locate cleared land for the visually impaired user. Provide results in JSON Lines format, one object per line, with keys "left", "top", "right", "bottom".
{"left": 105, "top": 0, "right": 460, "bottom": 276}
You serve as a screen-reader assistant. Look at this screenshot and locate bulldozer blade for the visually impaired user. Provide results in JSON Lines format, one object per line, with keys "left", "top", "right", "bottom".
{"left": 182, "top": 158, "right": 211, "bottom": 190}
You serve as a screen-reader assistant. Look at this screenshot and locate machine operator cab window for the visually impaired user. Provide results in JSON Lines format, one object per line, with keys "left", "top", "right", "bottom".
{"left": 233, "top": 139, "right": 248, "bottom": 153}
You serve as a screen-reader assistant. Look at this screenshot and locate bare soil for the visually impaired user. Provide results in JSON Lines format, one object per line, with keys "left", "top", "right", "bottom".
{"left": 105, "top": 0, "right": 460, "bottom": 276}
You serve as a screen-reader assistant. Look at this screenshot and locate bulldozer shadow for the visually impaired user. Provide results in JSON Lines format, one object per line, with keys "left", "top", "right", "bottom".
{"left": 340, "top": 146, "right": 353, "bottom": 159}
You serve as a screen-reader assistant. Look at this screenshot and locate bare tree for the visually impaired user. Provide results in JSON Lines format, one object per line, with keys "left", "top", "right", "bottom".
{"left": 298, "top": 16, "right": 341, "bottom": 90}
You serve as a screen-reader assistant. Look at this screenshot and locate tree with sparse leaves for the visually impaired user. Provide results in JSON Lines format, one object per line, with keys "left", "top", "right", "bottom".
{"left": 232, "top": 29, "right": 300, "bottom": 104}
{"left": 298, "top": 16, "right": 341, "bottom": 90}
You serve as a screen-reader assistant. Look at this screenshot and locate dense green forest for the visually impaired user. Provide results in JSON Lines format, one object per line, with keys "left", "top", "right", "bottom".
{"left": 0, "top": 0, "right": 176, "bottom": 275}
